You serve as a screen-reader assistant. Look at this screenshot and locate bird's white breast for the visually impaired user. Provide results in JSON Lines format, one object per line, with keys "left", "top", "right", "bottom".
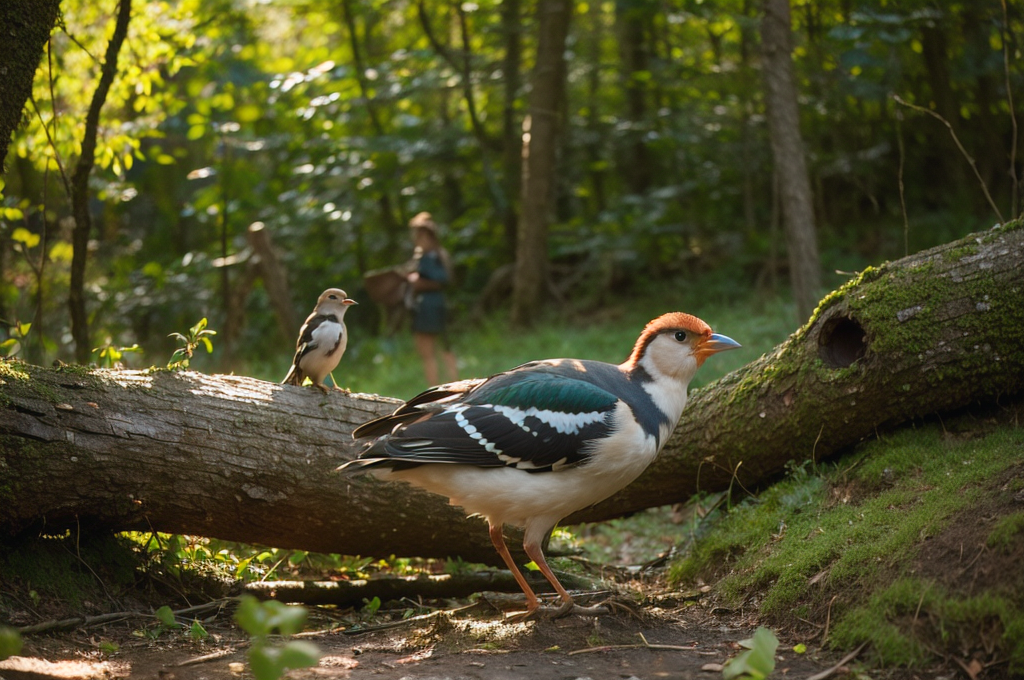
{"left": 379, "top": 402, "right": 660, "bottom": 536}
{"left": 300, "top": 320, "right": 346, "bottom": 380}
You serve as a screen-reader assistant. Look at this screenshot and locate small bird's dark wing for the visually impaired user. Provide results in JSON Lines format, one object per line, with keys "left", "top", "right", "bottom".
{"left": 345, "top": 369, "right": 619, "bottom": 473}
{"left": 292, "top": 313, "right": 338, "bottom": 359}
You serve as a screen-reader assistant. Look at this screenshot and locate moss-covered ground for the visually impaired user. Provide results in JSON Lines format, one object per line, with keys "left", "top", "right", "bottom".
{"left": 668, "top": 404, "right": 1024, "bottom": 675}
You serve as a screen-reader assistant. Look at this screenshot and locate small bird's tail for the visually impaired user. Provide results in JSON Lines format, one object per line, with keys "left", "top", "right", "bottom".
{"left": 282, "top": 365, "right": 303, "bottom": 386}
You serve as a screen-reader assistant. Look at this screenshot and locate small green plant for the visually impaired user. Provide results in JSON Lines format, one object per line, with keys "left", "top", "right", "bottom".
{"left": 360, "top": 596, "right": 381, "bottom": 619}
{"left": 0, "top": 626, "right": 23, "bottom": 661}
{"left": 234, "top": 595, "right": 320, "bottom": 680}
{"left": 0, "top": 321, "right": 31, "bottom": 357}
{"left": 722, "top": 627, "right": 778, "bottom": 680}
{"left": 189, "top": 620, "right": 209, "bottom": 641}
{"left": 168, "top": 318, "right": 216, "bottom": 370}
{"left": 92, "top": 340, "right": 142, "bottom": 368}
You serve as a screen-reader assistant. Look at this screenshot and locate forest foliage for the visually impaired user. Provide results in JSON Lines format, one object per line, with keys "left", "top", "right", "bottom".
{"left": 0, "top": 0, "right": 1021, "bottom": 378}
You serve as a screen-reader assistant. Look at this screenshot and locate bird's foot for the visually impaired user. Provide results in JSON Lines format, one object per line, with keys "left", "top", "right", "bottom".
{"left": 502, "top": 600, "right": 609, "bottom": 622}
{"left": 314, "top": 383, "right": 330, "bottom": 394}
{"left": 332, "top": 385, "right": 351, "bottom": 393}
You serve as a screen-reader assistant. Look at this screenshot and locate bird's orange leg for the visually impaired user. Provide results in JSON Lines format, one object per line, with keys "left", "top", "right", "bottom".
{"left": 488, "top": 523, "right": 540, "bottom": 616}
{"left": 522, "top": 539, "right": 575, "bottom": 618}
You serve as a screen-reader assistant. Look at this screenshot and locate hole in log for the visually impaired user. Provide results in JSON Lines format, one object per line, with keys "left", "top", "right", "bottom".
{"left": 818, "top": 316, "right": 867, "bottom": 368}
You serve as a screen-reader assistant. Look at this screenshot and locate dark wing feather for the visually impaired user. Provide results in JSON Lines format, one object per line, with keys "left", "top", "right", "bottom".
{"left": 291, "top": 313, "right": 338, "bottom": 362}
{"left": 347, "top": 370, "right": 619, "bottom": 473}
{"left": 351, "top": 378, "right": 485, "bottom": 439}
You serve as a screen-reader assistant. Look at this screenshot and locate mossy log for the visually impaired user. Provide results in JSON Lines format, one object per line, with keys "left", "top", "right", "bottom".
{"left": 1, "top": 223, "right": 1023, "bottom": 565}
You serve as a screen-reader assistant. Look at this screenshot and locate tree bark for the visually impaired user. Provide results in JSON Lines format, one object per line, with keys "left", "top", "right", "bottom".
{"left": 510, "top": 0, "right": 572, "bottom": 327}
{"left": 69, "top": 0, "right": 133, "bottom": 364}
{"left": 0, "top": 0, "right": 61, "bottom": 173}
{"left": 761, "top": 0, "right": 822, "bottom": 322}
{"left": 2, "top": 223, "right": 1023, "bottom": 564}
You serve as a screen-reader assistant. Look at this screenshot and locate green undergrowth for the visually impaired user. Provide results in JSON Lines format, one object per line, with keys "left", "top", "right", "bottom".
{"left": 669, "top": 414, "right": 1024, "bottom": 673}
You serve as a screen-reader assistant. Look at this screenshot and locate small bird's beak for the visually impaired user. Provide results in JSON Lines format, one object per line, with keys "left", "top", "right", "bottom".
{"left": 344, "top": 299, "right": 358, "bottom": 306}
{"left": 695, "top": 332, "right": 741, "bottom": 363}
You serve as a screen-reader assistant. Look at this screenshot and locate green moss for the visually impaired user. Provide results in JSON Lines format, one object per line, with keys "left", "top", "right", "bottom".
{"left": 987, "top": 511, "right": 1024, "bottom": 553}
{"left": 669, "top": 421, "right": 1024, "bottom": 669}
{"left": 832, "top": 581, "right": 1024, "bottom": 673}
{"left": 0, "top": 359, "right": 30, "bottom": 382}
{"left": 941, "top": 243, "right": 979, "bottom": 262}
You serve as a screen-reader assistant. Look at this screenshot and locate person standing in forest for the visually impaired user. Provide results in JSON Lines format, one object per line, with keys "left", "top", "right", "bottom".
{"left": 406, "top": 212, "right": 459, "bottom": 386}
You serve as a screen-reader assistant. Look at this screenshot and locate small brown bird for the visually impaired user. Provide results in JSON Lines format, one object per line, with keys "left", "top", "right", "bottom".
{"left": 282, "top": 288, "right": 357, "bottom": 392}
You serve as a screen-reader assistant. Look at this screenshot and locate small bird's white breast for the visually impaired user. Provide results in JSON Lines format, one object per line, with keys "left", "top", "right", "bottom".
{"left": 300, "top": 320, "right": 346, "bottom": 381}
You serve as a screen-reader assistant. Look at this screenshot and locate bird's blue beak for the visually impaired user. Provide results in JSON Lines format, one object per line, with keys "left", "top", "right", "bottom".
{"left": 704, "top": 333, "right": 741, "bottom": 354}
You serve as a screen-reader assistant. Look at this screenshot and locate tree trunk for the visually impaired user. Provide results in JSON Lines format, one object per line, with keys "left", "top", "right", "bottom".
{"left": 760, "top": 0, "right": 821, "bottom": 322}
{"left": 510, "top": 0, "right": 572, "bottom": 328}
{"left": 616, "top": 0, "right": 652, "bottom": 195}
{"left": 2, "top": 223, "right": 1024, "bottom": 564}
{"left": 69, "top": 0, "right": 133, "bottom": 364}
{"left": 0, "top": 0, "right": 61, "bottom": 173}
{"left": 499, "top": 0, "right": 523, "bottom": 255}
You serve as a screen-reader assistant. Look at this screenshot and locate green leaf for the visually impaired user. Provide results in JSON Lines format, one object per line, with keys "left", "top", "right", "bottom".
{"left": 235, "top": 595, "right": 269, "bottom": 636}
{"left": 49, "top": 241, "right": 74, "bottom": 263}
{"left": 155, "top": 606, "right": 179, "bottom": 628}
{"left": 199, "top": 336, "right": 214, "bottom": 353}
{"left": 0, "top": 339, "right": 20, "bottom": 357}
{"left": 190, "top": 620, "right": 209, "bottom": 640}
{"left": 723, "top": 627, "right": 778, "bottom": 680}
{"left": 277, "top": 641, "right": 321, "bottom": 670}
{"left": 2, "top": 207, "right": 24, "bottom": 221}
{"left": 11, "top": 227, "right": 39, "bottom": 248}
{"left": 288, "top": 550, "right": 308, "bottom": 565}
{"left": 264, "top": 601, "right": 307, "bottom": 635}
{"left": 0, "top": 626, "right": 23, "bottom": 661}
{"left": 15, "top": 322, "right": 30, "bottom": 338}
{"left": 248, "top": 645, "right": 281, "bottom": 680}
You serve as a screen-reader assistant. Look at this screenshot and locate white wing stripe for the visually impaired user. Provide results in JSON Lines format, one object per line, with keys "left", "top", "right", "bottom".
{"left": 491, "top": 405, "right": 607, "bottom": 435}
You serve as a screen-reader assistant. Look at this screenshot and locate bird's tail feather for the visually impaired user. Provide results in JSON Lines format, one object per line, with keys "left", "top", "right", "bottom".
{"left": 282, "top": 365, "right": 303, "bottom": 385}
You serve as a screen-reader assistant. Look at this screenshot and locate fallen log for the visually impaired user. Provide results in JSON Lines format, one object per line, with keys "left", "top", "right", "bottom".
{"left": 1, "top": 221, "right": 1023, "bottom": 564}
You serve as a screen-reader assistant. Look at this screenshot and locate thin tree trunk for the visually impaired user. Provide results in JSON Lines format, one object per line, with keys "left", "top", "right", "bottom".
{"left": 0, "top": 0, "right": 61, "bottom": 173}
{"left": 500, "top": 0, "right": 523, "bottom": 254}
{"left": 510, "top": 0, "right": 573, "bottom": 327}
{"left": 3, "top": 223, "right": 1023, "bottom": 564}
{"left": 69, "top": 0, "right": 132, "bottom": 364}
{"left": 615, "top": 0, "right": 652, "bottom": 195}
{"left": 760, "top": 0, "right": 821, "bottom": 322}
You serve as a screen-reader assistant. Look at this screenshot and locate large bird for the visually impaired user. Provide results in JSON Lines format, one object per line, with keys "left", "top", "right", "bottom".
{"left": 340, "top": 312, "right": 739, "bottom": 618}
{"left": 282, "top": 288, "right": 357, "bottom": 392}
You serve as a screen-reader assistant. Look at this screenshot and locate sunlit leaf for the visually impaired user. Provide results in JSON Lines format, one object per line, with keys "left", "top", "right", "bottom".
{"left": 11, "top": 228, "right": 40, "bottom": 248}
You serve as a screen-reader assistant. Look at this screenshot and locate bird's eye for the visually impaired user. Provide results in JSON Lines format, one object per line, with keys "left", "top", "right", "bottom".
{"left": 674, "top": 331, "right": 688, "bottom": 342}
{"left": 329, "top": 295, "right": 338, "bottom": 300}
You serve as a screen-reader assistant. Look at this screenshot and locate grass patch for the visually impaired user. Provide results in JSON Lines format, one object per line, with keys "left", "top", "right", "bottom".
{"left": 669, "top": 417, "right": 1024, "bottom": 671}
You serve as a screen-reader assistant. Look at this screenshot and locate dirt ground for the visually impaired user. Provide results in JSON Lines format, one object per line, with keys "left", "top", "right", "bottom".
{"left": 2, "top": 596, "right": 856, "bottom": 680}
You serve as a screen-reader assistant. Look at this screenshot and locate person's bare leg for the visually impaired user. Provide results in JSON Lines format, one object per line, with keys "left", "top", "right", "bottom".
{"left": 489, "top": 523, "right": 539, "bottom": 616}
{"left": 441, "top": 349, "right": 459, "bottom": 382}
{"left": 414, "top": 332, "right": 439, "bottom": 385}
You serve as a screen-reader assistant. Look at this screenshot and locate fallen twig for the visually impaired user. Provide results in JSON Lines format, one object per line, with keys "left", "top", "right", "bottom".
{"left": 174, "top": 648, "right": 241, "bottom": 667}
{"left": 803, "top": 641, "right": 869, "bottom": 680}
{"left": 568, "top": 631, "right": 697, "bottom": 656}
